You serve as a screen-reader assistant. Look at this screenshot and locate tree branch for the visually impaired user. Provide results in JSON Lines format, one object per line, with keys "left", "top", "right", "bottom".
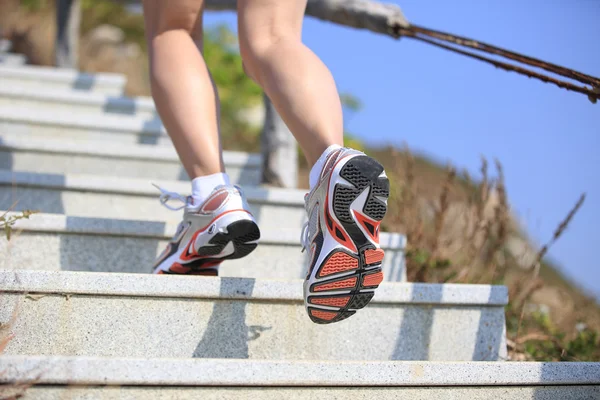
{"left": 204, "top": 0, "right": 409, "bottom": 35}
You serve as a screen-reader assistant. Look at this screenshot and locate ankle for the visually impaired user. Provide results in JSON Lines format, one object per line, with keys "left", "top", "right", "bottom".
{"left": 308, "top": 144, "right": 343, "bottom": 190}
{"left": 191, "top": 172, "right": 231, "bottom": 205}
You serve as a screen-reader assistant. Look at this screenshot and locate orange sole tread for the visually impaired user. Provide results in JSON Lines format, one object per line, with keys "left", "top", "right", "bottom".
{"left": 318, "top": 252, "right": 359, "bottom": 277}
{"left": 363, "top": 271, "right": 384, "bottom": 287}
{"left": 314, "top": 277, "right": 358, "bottom": 292}
{"left": 310, "top": 309, "right": 338, "bottom": 321}
{"left": 310, "top": 296, "right": 350, "bottom": 307}
{"left": 364, "top": 249, "right": 385, "bottom": 265}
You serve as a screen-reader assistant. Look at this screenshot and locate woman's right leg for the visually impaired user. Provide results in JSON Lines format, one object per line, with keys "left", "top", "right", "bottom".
{"left": 142, "top": 0, "right": 224, "bottom": 182}
{"left": 143, "top": 1, "right": 260, "bottom": 276}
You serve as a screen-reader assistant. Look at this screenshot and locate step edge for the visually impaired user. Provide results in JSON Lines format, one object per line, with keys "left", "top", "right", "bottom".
{"left": 0, "top": 65, "right": 126, "bottom": 85}
{"left": 0, "top": 270, "right": 508, "bottom": 305}
{"left": 1, "top": 211, "right": 407, "bottom": 249}
{"left": 0, "top": 134, "right": 262, "bottom": 166}
{"left": 0, "top": 106, "right": 165, "bottom": 135}
{"left": 1, "top": 356, "right": 597, "bottom": 386}
{"left": 0, "top": 170, "right": 308, "bottom": 205}
{"left": 0, "top": 84, "right": 155, "bottom": 109}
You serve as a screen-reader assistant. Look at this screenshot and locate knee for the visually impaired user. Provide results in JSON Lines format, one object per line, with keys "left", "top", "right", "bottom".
{"left": 153, "top": 7, "right": 199, "bottom": 37}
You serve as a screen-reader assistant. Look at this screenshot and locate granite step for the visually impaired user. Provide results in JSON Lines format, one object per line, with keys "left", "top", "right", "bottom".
{"left": 0, "top": 212, "right": 407, "bottom": 281}
{"left": 0, "top": 64, "right": 125, "bottom": 95}
{"left": 0, "top": 106, "right": 167, "bottom": 144}
{"left": 0, "top": 270, "right": 506, "bottom": 361}
{"left": 0, "top": 39, "right": 11, "bottom": 53}
{"left": 0, "top": 53, "right": 27, "bottom": 66}
{"left": 0, "top": 84, "right": 157, "bottom": 118}
{"left": 0, "top": 170, "right": 308, "bottom": 229}
{"left": 0, "top": 356, "right": 598, "bottom": 400}
{"left": 0, "top": 134, "right": 261, "bottom": 185}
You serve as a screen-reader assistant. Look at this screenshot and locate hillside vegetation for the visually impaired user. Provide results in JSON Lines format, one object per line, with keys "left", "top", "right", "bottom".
{"left": 1, "top": 0, "right": 598, "bottom": 362}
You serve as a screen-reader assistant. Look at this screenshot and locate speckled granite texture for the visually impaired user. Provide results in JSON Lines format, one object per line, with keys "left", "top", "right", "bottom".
{"left": 0, "top": 270, "right": 507, "bottom": 361}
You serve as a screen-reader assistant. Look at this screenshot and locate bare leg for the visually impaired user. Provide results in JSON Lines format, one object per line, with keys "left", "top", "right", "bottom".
{"left": 237, "top": 0, "right": 344, "bottom": 167}
{"left": 142, "top": 0, "right": 224, "bottom": 179}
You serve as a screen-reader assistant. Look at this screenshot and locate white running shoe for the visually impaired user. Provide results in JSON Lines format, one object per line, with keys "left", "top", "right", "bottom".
{"left": 152, "top": 184, "right": 260, "bottom": 276}
{"left": 301, "top": 147, "right": 389, "bottom": 324}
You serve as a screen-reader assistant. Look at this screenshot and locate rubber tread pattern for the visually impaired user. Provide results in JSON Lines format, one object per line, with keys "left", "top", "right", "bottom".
{"left": 166, "top": 220, "right": 259, "bottom": 276}
{"left": 308, "top": 155, "right": 390, "bottom": 324}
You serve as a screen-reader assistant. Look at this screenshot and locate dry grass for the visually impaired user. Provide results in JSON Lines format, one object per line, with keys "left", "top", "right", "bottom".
{"left": 374, "top": 145, "right": 598, "bottom": 361}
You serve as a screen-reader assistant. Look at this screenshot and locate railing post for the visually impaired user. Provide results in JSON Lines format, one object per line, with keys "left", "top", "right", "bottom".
{"left": 260, "top": 94, "right": 298, "bottom": 188}
{"left": 55, "top": 0, "right": 81, "bottom": 68}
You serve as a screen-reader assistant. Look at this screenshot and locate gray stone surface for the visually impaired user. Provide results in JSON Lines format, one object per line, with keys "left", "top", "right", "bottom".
{"left": 2, "top": 356, "right": 599, "bottom": 385}
{"left": 0, "top": 106, "right": 168, "bottom": 144}
{"left": 0, "top": 213, "right": 407, "bottom": 281}
{"left": 0, "top": 271, "right": 507, "bottom": 361}
{"left": 0, "top": 169, "right": 306, "bottom": 227}
{"left": 0, "top": 39, "right": 11, "bottom": 53}
{"left": 0, "top": 53, "right": 27, "bottom": 66}
{"left": 16, "top": 386, "right": 600, "bottom": 400}
{"left": 0, "top": 134, "right": 261, "bottom": 185}
{"left": 0, "top": 270, "right": 507, "bottom": 305}
{"left": 0, "top": 84, "right": 157, "bottom": 118}
{"left": 0, "top": 64, "right": 125, "bottom": 95}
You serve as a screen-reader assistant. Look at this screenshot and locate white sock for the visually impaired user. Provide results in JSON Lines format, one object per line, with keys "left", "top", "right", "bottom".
{"left": 309, "top": 144, "right": 343, "bottom": 191}
{"left": 191, "top": 172, "right": 231, "bottom": 205}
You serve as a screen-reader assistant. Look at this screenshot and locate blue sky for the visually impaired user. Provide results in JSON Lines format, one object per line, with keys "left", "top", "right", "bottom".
{"left": 205, "top": 0, "right": 600, "bottom": 299}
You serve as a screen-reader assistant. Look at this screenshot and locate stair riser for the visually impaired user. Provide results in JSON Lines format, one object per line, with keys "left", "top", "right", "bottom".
{"left": 0, "top": 95, "right": 157, "bottom": 119}
{"left": 1, "top": 292, "right": 505, "bottom": 361}
{"left": 0, "top": 120, "right": 168, "bottom": 145}
{"left": 0, "top": 232, "right": 406, "bottom": 281}
{"left": 0, "top": 187, "right": 305, "bottom": 229}
{"left": 16, "top": 387, "right": 600, "bottom": 399}
{"left": 0, "top": 150, "right": 260, "bottom": 186}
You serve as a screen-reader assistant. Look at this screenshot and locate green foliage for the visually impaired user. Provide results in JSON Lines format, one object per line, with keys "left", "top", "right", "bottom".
{"left": 20, "top": 0, "right": 49, "bottom": 12}
{"left": 566, "top": 329, "right": 599, "bottom": 361}
{"left": 80, "top": 0, "right": 147, "bottom": 48}
{"left": 505, "top": 302, "right": 600, "bottom": 361}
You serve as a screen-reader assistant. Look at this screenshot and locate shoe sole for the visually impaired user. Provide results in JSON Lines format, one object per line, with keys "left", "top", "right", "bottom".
{"left": 157, "top": 219, "right": 260, "bottom": 276}
{"left": 306, "top": 155, "right": 389, "bottom": 324}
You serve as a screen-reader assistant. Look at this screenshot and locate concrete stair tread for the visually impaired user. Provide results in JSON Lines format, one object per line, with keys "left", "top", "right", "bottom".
{"left": 0, "top": 211, "right": 407, "bottom": 281}
{"left": 0, "top": 133, "right": 259, "bottom": 167}
{"left": 0, "top": 39, "right": 11, "bottom": 53}
{"left": 0, "top": 169, "right": 308, "bottom": 207}
{"left": 0, "top": 269, "right": 506, "bottom": 360}
{"left": 0, "top": 133, "right": 261, "bottom": 185}
{"left": 0, "top": 211, "right": 405, "bottom": 248}
{"left": 0, "top": 105, "right": 165, "bottom": 136}
{"left": 0, "top": 83, "right": 155, "bottom": 114}
{"left": 1, "top": 355, "right": 598, "bottom": 386}
{"left": 0, "top": 64, "right": 125, "bottom": 86}
{"left": 0, "top": 269, "right": 503, "bottom": 304}
{"left": 0, "top": 53, "right": 27, "bottom": 66}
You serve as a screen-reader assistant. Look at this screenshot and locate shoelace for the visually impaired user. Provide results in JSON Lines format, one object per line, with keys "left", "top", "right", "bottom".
{"left": 152, "top": 183, "right": 191, "bottom": 211}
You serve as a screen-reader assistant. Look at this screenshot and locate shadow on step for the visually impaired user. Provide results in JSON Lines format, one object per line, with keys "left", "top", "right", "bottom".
{"left": 192, "top": 277, "right": 272, "bottom": 359}
{"left": 390, "top": 285, "right": 504, "bottom": 361}
{"left": 391, "top": 285, "right": 442, "bottom": 360}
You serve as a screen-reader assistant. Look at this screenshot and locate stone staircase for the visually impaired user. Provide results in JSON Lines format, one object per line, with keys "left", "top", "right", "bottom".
{"left": 0, "top": 46, "right": 598, "bottom": 398}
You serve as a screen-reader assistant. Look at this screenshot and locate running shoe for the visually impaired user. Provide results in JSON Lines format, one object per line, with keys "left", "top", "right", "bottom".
{"left": 301, "top": 147, "right": 390, "bottom": 324}
{"left": 152, "top": 184, "right": 260, "bottom": 276}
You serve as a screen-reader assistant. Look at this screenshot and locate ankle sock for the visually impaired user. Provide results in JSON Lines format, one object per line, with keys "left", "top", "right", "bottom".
{"left": 191, "top": 172, "right": 231, "bottom": 205}
{"left": 309, "top": 144, "right": 343, "bottom": 191}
